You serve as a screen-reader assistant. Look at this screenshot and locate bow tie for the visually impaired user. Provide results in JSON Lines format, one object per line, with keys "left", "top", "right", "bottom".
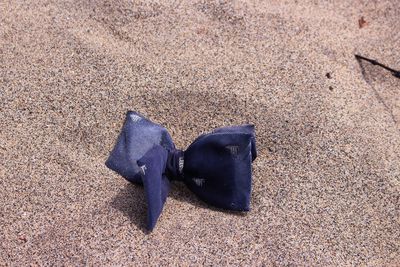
{"left": 105, "top": 111, "right": 257, "bottom": 230}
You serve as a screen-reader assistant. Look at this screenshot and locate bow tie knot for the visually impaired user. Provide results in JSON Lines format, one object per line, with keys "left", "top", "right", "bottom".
{"left": 165, "top": 149, "right": 185, "bottom": 181}
{"left": 106, "top": 111, "right": 257, "bottom": 230}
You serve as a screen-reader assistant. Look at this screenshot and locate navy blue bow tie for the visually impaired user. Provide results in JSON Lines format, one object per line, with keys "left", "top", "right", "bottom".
{"left": 106, "top": 111, "right": 257, "bottom": 230}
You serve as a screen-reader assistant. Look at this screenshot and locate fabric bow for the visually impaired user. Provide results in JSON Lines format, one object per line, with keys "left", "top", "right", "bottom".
{"left": 106, "top": 111, "right": 257, "bottom": 230}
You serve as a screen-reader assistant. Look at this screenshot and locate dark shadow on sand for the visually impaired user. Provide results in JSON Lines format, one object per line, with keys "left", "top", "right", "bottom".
{"left": 110, "top": 183, "right": 149, "bottom": 233}
{"left": 355, "top": 54, "right": 400, "bottom": 126}
{"left": 110, "top": 181, "right": 248, "bottom": 233}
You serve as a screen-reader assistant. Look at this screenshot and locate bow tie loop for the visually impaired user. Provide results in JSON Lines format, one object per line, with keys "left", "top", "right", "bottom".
{"left": 105, "top": 111, "right": 257, "bottom": 230}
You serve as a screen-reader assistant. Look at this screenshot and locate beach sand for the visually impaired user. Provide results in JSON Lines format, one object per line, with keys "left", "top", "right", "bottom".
{"left": 1, "top": 0, "right": 399, "bottom": 265}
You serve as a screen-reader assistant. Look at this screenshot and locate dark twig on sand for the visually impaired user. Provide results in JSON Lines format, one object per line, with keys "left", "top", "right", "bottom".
{"left": 355, "top": 54, "right": 400, "bottom": 78}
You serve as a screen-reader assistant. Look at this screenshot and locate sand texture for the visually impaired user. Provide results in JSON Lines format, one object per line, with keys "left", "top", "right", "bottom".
{"left": 1, "top": 0, "right": 399, "bottom": 265}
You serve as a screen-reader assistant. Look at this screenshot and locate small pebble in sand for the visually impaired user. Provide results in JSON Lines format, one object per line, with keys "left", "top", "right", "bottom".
{"left": 326, "top": 72, "right": 332, "bottom": 79}
{"left": 358, "top": 16, "right": 368, "bottom": 28}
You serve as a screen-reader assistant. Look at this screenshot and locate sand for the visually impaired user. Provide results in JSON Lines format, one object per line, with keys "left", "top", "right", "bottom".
{"left": 1, "top": 0, "right": 399, "bottom": 265}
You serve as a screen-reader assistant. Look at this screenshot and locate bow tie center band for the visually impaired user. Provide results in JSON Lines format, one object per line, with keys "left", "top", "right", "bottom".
{"left": 106, "top": 111, "right": 257, "bottom": 230}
